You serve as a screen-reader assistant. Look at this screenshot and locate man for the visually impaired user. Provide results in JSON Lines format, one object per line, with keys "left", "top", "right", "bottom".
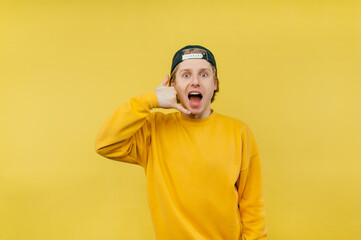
{"left": 95, "top": 45, "right": 267, "bottom": 239}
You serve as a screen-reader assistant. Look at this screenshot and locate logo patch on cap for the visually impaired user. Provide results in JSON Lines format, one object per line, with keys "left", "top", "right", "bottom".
{"left": 182, "top": 53, "right": 203, "bottom": 60}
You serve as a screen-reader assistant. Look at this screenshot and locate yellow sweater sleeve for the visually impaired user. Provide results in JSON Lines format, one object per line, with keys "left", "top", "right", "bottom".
{"left": 95, "top": 91, "right": 159, "bottom": 167}
{"left": 237, "top": 126, "right": 267, "bottom": 240}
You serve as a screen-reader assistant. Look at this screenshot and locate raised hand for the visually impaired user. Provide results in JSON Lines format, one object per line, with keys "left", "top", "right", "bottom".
{"left": 154, "top": 75, "right": 191, "bottom": 115}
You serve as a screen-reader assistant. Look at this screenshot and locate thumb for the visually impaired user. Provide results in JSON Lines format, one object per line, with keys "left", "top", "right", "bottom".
{"left": 160, "top": 75, "right": 170, "bottom": 87}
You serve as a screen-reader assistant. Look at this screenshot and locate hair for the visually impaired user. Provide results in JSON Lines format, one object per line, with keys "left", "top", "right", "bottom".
{"left": 169, "top": 48, "right": 219, "bottom": 103}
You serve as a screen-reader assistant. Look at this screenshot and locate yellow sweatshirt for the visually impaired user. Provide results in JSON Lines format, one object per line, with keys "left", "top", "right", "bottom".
{"left": 95, "top": 91, "right": 267, "bottom": 240}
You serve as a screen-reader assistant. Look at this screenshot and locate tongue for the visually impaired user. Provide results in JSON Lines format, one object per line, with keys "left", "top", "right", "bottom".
{"left": 189, "top": 96, "right": 202, "bottom": 107}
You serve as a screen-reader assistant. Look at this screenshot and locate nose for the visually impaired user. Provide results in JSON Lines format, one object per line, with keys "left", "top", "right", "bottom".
{"left": 190, "top": 75, "right": 200, "bottom": 86}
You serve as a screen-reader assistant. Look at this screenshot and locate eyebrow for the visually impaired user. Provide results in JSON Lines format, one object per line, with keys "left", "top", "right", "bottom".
{"left": 179, "top": 68, "right": 212, "bottom": 73}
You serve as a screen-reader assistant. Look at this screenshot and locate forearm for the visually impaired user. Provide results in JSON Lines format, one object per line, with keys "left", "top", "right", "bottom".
{"left": 239, "top": 162, "right": 267, "bottom": 239}
{"left": 238, "top": 127, "right": 267, "bottom": 239}
{"left": 95, "top": 91, "right": 159, "bottom": 159}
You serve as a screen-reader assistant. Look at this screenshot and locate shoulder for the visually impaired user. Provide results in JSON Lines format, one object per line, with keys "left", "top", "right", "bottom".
{"left": 214, "top": 112, "right": 251, "bottom": 132}
{"left": 149, "top": 111, "right": 179, "bottom": 123}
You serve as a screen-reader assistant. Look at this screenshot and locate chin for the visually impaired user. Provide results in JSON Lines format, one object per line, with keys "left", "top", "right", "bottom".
{"left": 189, "top": 108, "right": 203, "bottom": 114}
{"left": 190, "top": 108, "right": 208, "bottom": 117}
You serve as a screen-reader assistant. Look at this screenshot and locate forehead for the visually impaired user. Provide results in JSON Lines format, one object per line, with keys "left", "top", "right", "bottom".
{"left": 177, "top": 59, "right": 213, "bottom": 72}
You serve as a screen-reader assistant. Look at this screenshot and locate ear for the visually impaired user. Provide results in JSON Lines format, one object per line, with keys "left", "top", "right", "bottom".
{"left": 171, "top": 80, "right": 175, "bottom": 87}
{"left": 213, "top": 78, "right": 218, "bottom": 90}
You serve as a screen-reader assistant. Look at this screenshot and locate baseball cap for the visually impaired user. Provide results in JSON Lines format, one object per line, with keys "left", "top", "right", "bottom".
{"left": 170, "top": 45, "right": 217, "bottom": 74}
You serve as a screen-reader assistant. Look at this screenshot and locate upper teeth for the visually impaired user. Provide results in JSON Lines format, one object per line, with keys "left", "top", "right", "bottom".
{"left": 189, "top": 92, "right": 200, "bottom": 95}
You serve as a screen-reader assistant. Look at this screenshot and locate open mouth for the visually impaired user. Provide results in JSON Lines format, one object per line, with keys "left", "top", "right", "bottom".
{"left": 188, "top": 92, "right": 203, "bottom": 100}
{"left": 188, "top": 92, "right": 203, "bottom": 107}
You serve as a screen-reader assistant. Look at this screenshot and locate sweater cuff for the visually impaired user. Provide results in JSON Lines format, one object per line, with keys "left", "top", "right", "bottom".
{"left": 139, "top": 91, "right": 160, "bottom": 109}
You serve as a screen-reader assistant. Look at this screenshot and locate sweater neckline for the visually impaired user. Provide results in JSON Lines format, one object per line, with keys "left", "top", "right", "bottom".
{"left": 178, "top": 110, "right": 216, "bottom": 124}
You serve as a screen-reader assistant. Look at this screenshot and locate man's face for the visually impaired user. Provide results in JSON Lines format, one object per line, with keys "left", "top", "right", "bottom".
{"left": 171, "top": 59, "right": 217, "bottom": 119}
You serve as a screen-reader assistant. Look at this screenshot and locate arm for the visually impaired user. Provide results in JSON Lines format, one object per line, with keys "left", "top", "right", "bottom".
{"left": 237, "top": 126, "right": 267, "bottom": 240}
{"left": 95, "top": 91, "right": 158, "bottom": 167}
{"left": 95, "top": 75, "right": 190, "bottom": 167}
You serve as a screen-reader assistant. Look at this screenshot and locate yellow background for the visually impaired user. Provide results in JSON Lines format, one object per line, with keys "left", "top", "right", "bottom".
{"left": 1, "top": 0, "right": 360, "bottom": 239}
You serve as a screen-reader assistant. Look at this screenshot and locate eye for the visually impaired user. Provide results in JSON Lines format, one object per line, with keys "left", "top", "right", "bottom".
{"left": 201, "top": 73, "right": 207, "bottom": 77}
{"left": 184, "top": 73, "right": 190, "bottom": 78}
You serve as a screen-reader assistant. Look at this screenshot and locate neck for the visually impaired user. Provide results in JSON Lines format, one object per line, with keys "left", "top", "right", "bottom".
{"left": 181, "top": 108, "right": 212, "bottom": 119}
